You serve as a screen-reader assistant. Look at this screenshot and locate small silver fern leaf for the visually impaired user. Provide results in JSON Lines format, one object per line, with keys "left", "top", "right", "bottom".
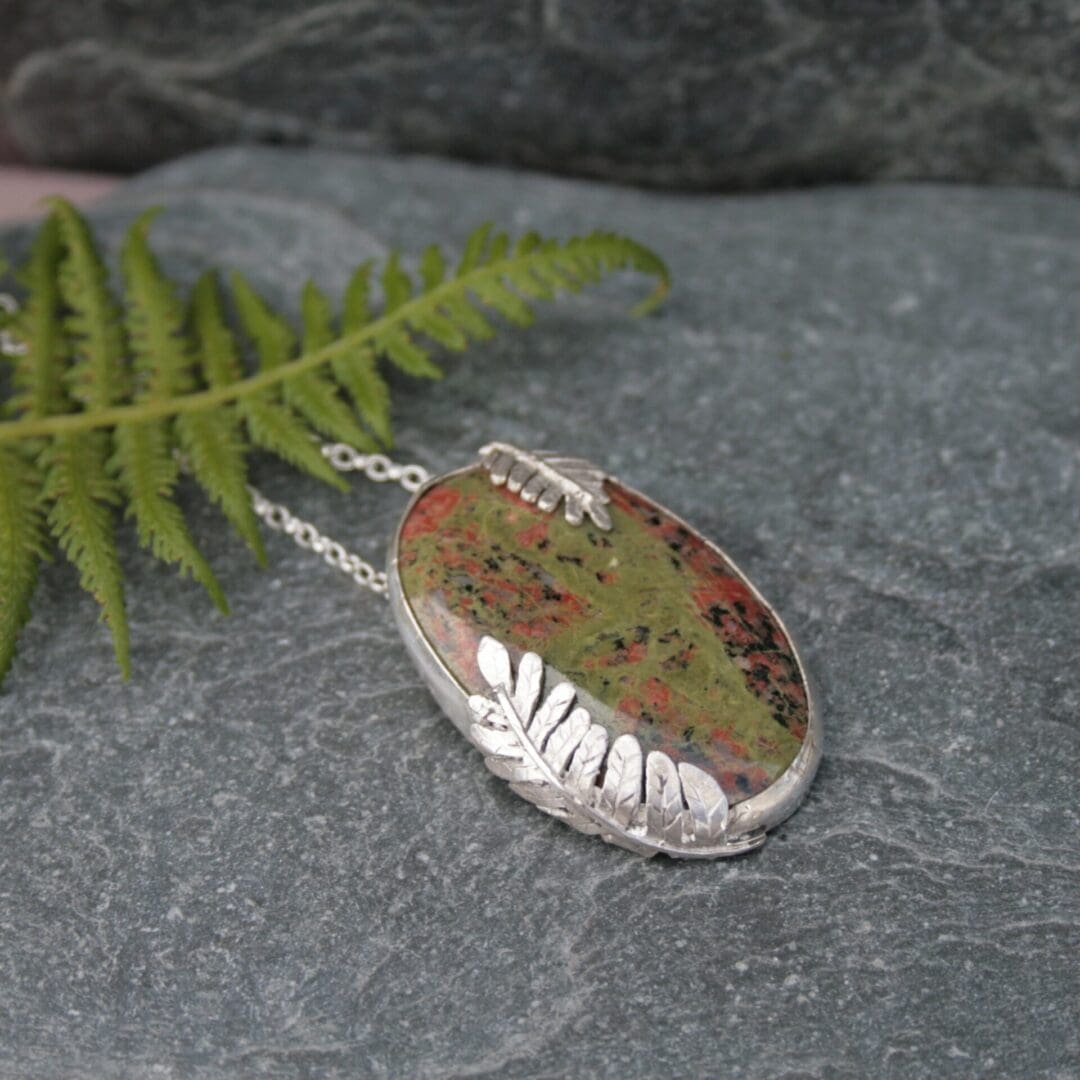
{"left": 466, "top": 636, "right": 735, "bottom": 856}
{"left": 479, "top": 442, "right": 612, "bottom": 530}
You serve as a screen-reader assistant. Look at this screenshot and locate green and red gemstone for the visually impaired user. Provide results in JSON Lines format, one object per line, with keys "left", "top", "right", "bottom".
{"left": 397, "top": 468, "right": 808, "bottom": 804}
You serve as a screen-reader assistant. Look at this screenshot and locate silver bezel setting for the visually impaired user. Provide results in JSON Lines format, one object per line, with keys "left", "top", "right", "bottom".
{"left": 387, "top": 452, "right": 823, "bottom": 858}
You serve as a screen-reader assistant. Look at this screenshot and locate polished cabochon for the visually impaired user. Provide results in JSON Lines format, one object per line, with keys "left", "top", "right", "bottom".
{"left": 387, "top": 445, "right": 822, "bottom": 857}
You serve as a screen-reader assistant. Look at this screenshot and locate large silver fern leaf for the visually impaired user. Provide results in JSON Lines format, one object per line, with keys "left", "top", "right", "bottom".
{"left": 467, "top": 636, "right": 736, "bottom": 856}
{"left": 478, "top": 442, "right": 612, "bottom": 530}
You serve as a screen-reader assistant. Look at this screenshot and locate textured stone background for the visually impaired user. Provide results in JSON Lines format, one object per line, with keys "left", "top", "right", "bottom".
{"left": 2, "top": 2, "right": 1080, "bottom": 189}
{"left": 0, "top": 148, "right": 1078, "bottom": 1077}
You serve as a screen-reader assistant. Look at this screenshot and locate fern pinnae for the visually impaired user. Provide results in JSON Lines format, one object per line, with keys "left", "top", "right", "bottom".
{"left": 115, "top": 210, "right": 227, "bottom": 613}
{"left": 0, "top": 448, "right": 47, "bottom": 681}
{"left": 419, "top": 245, "right": 445, "bottom": 290}
{"left": 189, "top": 272, "right": 242, "bottom": 387}
{"left": 484, "top": 231, "right": 510, "bottom": 265}
{"left": 234, "top": 273, "right": 367, "bottom": 455}
{"left": 335, "top": 263, "right": 393, "bottom": 445}
{"left": 112, "top": 422, "right": 228, "bottom": 612}
{"left": 42, "top": 433, "right": 130, "bottom": 677}
{"left": 34, "top": 206, "right": 133, "bottom": 673}
{"left": 48, "top": 197, "right": 126, "bottom": 411}
{"left": 179, "top": 272, "right": 265, "bottom": 562}
{"left": 297, "top": 281, "right": 377, "bottom": 450}
{"left": 380, "top": 253, "right": 412, "bottom": 313}
{"left": 8, "top": 214, "right": 65, "bottom": 420}
{"left": 342, "top": 262, "right": 374, "bottom": 329}
{"left": 229, "top": 273, "right": 347, "bottom": 491}
{"left": 377, "top": 326, "right": 442, "bottom": 379}
{"left": 470, "top": 277, "right": 534, "bottom": 327}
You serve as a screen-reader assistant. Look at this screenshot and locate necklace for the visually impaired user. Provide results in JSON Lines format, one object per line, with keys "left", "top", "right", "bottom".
{"left": 252, "top": 439, "right": 822, "bottom": 859}
{"left": 2, "top": 291, "right": 821, "bottom": 859}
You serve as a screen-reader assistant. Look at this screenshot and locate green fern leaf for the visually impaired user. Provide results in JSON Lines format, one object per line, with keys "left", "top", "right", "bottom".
{"left": 441, "top": 295, "right": 496, "bottom": 342}
{"left": 181, "top": 272, "right": 264, "bottom": 561}
{"left": 175, "top": 410, "right": 264, "bottom": 563}
{"left": 470, "top": 277, "right": 535, "bottom": 327}
{"left": 299, "top": 281, "right": 377, "bottom": 450}
{"left": 377, "top": 326, "right": 442, "bottom": 379}
{"left": 342, "top": 262, "right": 373, "bottom": 328}
{"left": 228, "top": 272, "right": 294, "bottom": 370}
{"left": 112, "top": 422, "right": 227, "bottom": 611}
{"left": 0, "top": 448, "right": 47, "bottom": 682}
{"left": 48, "top": 197, "right": 126, "bottom": 410}
{"left": 456, "top": 224, "right": 493, "bottom": 275}
{"left": 484, "top": 232, "right": 510, "bottom": 265}
{"left": 8, "top": 213, "right": 66, "bottom": 419}
{"left": 113, "top": 210, "right": 227, "bottom": 613}
{"left": 42, "top": 432, "right": 130, "bottom": 677}
{"left": 410, "top": 309, "right": 469, "bottom": 352}
{"left": 189, "top": 272, "right": 243, "bottom": 386}
{"left": 380, "top": 252, "right": 412, "bottom": 314}
{"left": 419, "top": 245, "right": 445, "bottom": 290}
{"left": 36, "top": 204, "right": 132, "bottom": 672}
{"left": 232, "top": 273, "right": 366, "bottom": 465}
{"left": 335, "top": 265, "right": 393, "bottom": 445}
{"left": 242, "top": 396, "right": 347, "bottom": 490}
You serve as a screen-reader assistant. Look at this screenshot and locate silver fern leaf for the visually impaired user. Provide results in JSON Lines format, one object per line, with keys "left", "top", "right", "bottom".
{"left": 478, "top": 442, "right": 612, "bottom": 530}
{"left": 466, "top": 635, "right": 743, "bottom": 857}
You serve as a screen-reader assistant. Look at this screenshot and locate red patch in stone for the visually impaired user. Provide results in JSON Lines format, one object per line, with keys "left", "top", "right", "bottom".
{"left": 401, "top": 486, "right": 461, "bottom": 539}
{"left": 515, "top": 521, "right": 549, "bottom": 548}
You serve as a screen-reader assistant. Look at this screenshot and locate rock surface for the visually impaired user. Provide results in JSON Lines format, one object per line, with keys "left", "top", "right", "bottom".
{"left": 0, "top": 147, "right": 1077, "bottom": 1077}
{"left": 2, "top": 2, "right": 1080, "bottom": 189}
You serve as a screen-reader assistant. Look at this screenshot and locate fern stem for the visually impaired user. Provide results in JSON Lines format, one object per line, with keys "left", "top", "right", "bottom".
{"left": 0, "top": 247, "right": 668, "bottom": 446}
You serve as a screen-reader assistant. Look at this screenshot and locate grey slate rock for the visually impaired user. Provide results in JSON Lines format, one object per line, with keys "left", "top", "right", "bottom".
{"left": 3, "top": 2, "right": 1080, "bottom": 190}
{"left": 0, "top": 147, "right": 1078, "bottom": 1078}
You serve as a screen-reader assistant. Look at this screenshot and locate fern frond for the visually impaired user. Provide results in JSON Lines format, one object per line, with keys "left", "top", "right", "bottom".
{"left": 456, "top": 223, "right": 492, "bottom": 275}
{"left": 113, "top": 210, "right": 227, "bottom": 612}
{"left": 0, "top": 448, "right": 47, "bottom": 681}
{"left": 0, "top": 207, "right": 669, "bottom": 687}
{"left": 180, "top": 272, "right": 264, "bottom": 561}
{"left": 42, "top": 432, "right": 130, "bottom": 677}
{"left": 8, "top": 213, "right": 66, "bottom": 419}
{"left": 0, "top": 225, "right": 669, "bottom": 445}
{"left": 48, "top": 197, "right": 126, "bottom": 409}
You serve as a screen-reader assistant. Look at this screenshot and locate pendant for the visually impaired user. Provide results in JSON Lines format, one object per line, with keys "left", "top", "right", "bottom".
{"left": 387, "top": 443, "right": 821, "bottom": 858}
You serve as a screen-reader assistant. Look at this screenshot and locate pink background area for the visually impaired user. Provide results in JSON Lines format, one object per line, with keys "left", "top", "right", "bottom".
{"left": 0, "top": 166, "right": 118, "bottom": 224}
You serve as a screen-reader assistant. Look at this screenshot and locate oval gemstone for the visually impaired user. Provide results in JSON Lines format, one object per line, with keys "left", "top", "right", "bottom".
{"left": 395, "top": 468, "right": 808, "bottom": 804}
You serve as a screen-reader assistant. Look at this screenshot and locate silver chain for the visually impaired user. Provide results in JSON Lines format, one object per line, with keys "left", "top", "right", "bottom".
{"left": 0, "top": 291, "right": 428, "bottom": 599}
{"left": 248, "top": 446, "right": 429, "bottom": 596}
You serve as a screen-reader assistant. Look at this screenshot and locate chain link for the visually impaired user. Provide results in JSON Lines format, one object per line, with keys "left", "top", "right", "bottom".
{"left": 0, "top": 291, "right": 429, "bottom": 598}
{"left": 249, "top": 445, "right": 430, "bottom": 597}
